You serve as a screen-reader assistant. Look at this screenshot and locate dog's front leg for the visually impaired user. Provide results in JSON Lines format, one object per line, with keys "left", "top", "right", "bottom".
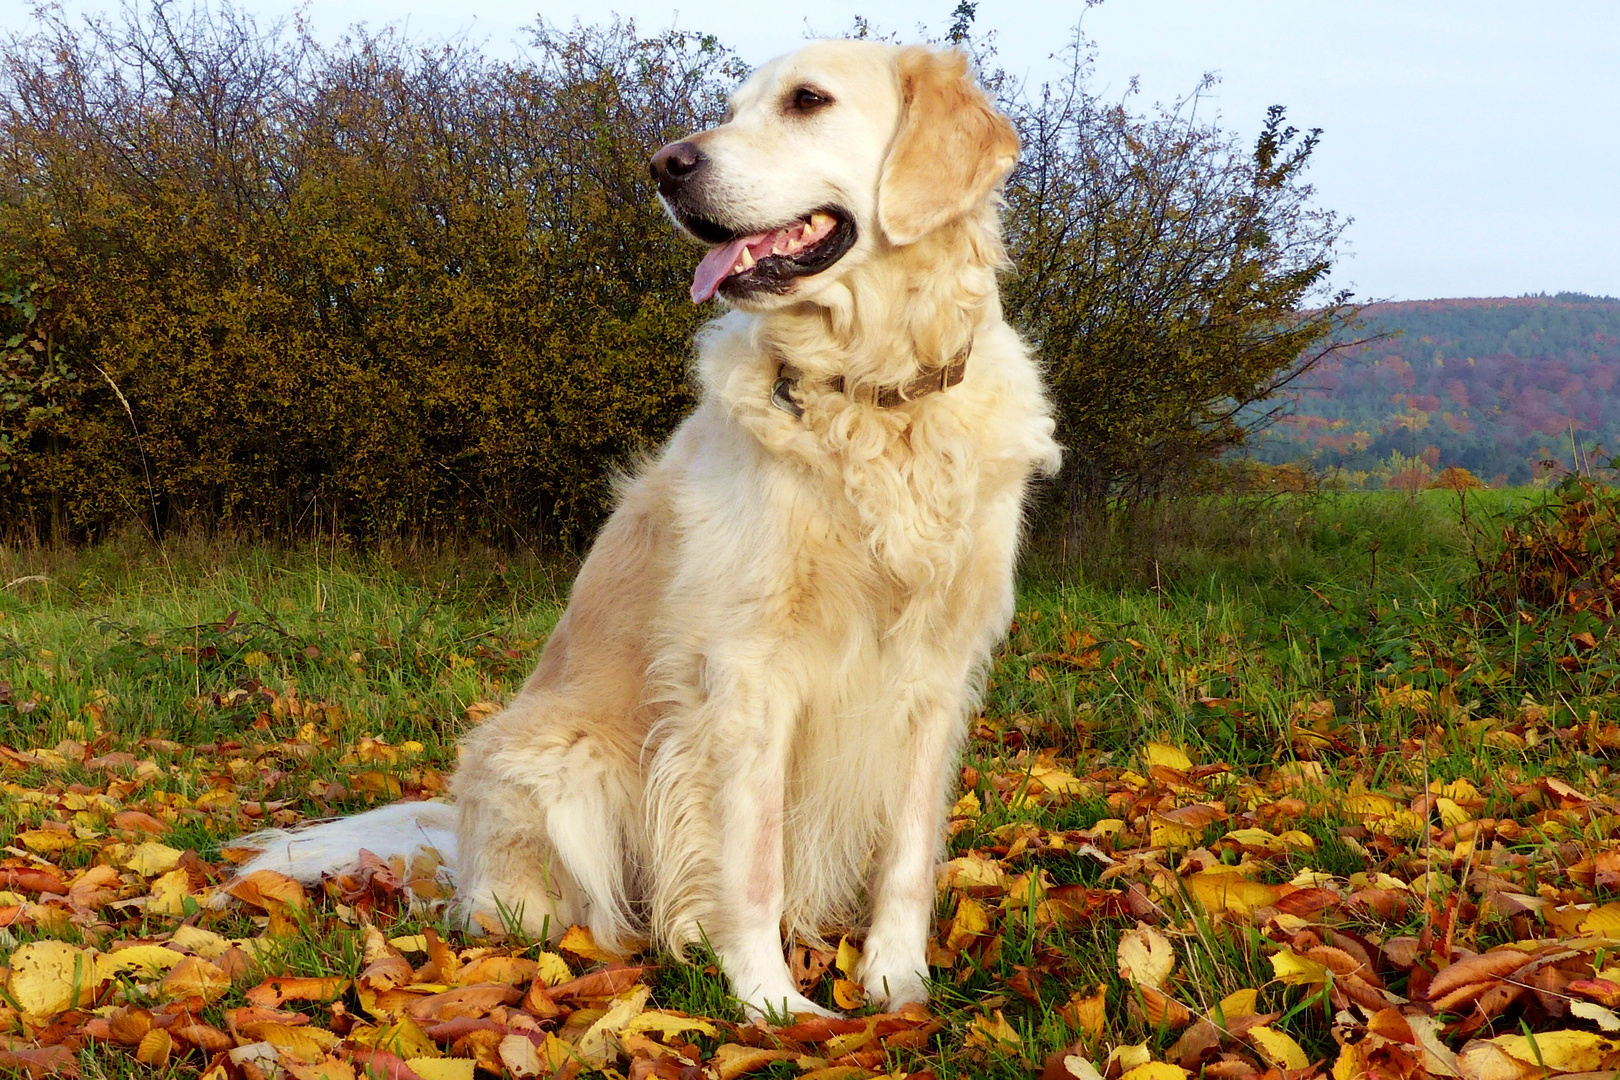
{"left": 855, "top": 689, "right": 961, "bottom": 1008}
{"left": 709, "top": 690, "right": 833, "bottom": 1019}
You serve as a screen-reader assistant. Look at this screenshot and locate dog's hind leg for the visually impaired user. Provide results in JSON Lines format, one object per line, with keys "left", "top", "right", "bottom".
{"left": 452, "top": 697, "right": 647, "bottom": 948}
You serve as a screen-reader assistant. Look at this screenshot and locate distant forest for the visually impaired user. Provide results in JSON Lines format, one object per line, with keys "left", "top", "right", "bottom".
{"left": 1249, "top": 294, "right": 1620, "bottom": 486}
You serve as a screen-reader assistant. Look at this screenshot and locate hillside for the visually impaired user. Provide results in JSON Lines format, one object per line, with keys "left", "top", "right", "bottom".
{"left": 1248, "top": 293, "right": 1620, "bottom": 485}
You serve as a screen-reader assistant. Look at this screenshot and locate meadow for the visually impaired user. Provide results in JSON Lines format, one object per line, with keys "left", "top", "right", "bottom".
{"left": 3, "top": 484, "right": 1620, "bottom": 1080}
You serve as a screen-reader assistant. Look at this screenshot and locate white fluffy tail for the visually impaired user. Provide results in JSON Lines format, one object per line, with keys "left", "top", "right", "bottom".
{"left": 228, "top": 800, "right": 458, "bottom": 885}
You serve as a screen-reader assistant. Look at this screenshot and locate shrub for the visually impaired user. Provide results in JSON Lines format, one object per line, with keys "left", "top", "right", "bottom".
{"left": 0, "top": 10, "right": 736, "bottom": 543}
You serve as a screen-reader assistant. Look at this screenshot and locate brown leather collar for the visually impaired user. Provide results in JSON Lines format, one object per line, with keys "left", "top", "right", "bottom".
{"left": 771, "top": 339, "right": 971, "bottom": 419}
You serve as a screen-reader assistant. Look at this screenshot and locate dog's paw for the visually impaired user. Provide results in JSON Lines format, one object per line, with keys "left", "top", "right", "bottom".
{"left": 853, "top": 949, "right": 930, "bottom": 1010}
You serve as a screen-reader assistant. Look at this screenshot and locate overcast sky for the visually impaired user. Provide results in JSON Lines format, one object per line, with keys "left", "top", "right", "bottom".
{"left": 5, "top": 0, "right": 1616, "bottom": 302}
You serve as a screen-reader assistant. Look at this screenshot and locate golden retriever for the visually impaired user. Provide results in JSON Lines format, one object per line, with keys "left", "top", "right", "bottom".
{"left": 231, "top": 38, "right": 1060, "bottom": 1018}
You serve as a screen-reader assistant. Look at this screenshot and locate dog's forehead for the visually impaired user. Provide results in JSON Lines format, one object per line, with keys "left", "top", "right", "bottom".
{"left": 731, "top": 40, "right": 898, "bottom": 113}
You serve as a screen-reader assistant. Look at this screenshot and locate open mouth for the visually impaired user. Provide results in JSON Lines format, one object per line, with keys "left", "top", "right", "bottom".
{"left": 687, "top": 207, "right": 857, "bottom": 303}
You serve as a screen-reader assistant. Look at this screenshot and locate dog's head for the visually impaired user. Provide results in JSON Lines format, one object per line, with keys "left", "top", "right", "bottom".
{"left": 652, "top": 40, "right": 1019, "bottom": 309}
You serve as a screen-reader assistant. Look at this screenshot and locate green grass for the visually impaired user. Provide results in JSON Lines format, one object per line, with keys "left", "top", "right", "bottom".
{"left": 4, "top": 488, "right": 1619, "bottom": 1077}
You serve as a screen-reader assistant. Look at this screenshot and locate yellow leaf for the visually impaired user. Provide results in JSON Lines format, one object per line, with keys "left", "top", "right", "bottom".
{"left": 1120, "top": 1063, "right": 1190, "bottom": 1080}
{"left": 8, "top": 941, "right": 98, "bottom": 1019}
{"left": 1369, "top": 809, "right": 1428, "bottom": 839}
{"left": 1060, "top": 1056, "right": 1106, "bottom": 1080}
{"left": 1108, "top": 1044, "right": 1152, "bottom": 1072}
{"left": 1269, "top": 948, "right": 1331, "bottom": 987}
{"left": 170, "top": 925, "right": 232, "bottom": 959}
{"left": 946, "top": 896, "right": 992, "bottom": 950}
{"left": 835, "top": 935, "right": 861, "bottom": 976}
{"left": 125, "top": 841, "right": 185, "bottom": 875}
{"left": 558, "top": 924, "right": 618, "bottom": 963}
{"left": 1183, "top": 872, "right": 1280, "bottom": 916}
{"left": 1582, "top": 904, "right": 1620, "bottom": 935}
{"left": 243, "top": 1022, "right": 339, "bottom": 1064}
{"left": 950, "top": 790, "right": 982, "bottom": 818}
{"left": 1456, "top": 1041, "right": 1535, "bottom": 1080}
{"left": 1436, "top": 798, "right": 1471, "bottom": 829}
{"left": 1030, "top": 762, "right": 1090, "bottom": 797}
{"left": 388, "top": 934, "right": 428, "bottom": 954}
{"left": 1490, "top": 1030, "right": 1620, "bottom": 1072}
{"left": 1151, "top": 817, "right": 1201, "bottom": 850}
{"left": 1429, "top": 778, "right": 1481, "bottom": 804}
{"left": 136, "top": 1028, "right": 173, "bottom": 1069}
{"left": 161, "top": 955, "right": 231, "bottom": 1003}
{"left": 965, "top": 1009, "right": 1022, "bottom": 1051}
{"left": 577, "top": 985, "right": 651, "bottom": 1067}
{"left": 1117, "top": 923, "right": 1175, "bottom": 990}
{"left": 1223, "top": 827, "right": 1288, "bottom": 852}
{"left": 1573, "top": 1001, "right": 1620, "bottom": 1032}
{"left": 355, "top": 1019, "right": 440, "bottom": 1059}
{"left": 622, "top": 1011, "right": 718, "bottom": 1039}
{"left": 1058, "top": 984, "right": 1107, "bottom": 1038}
{"left": 534, "top": 951, "right": 571, "bottom": 987}
{"left": 18, "top": 829, "right": 78, "bottom": 854}
{"left": 832, "top": 978, "right": 865, "bottom": 1010}
{"left": 1344, "top": 793, "right": 1398, "bottom": 817}
{"left": 940, "top": 853, "right": 1008, "bottom": 891}
{"left": 497, "top": 1034, "right": 544, "bottom": 1079}
{"left": 1217, "top": 988, "right": 1259, "bottom": 1018}
{"left": 95, "top": 944, "right": 185, "bottom": 982}
{"left": 1143, "top": 743, "right": 1192, "bottom": 771}
{"left": 148, "top": 867, "right": 193, "bottom": 915}
{"left": 406, "top": 1061, "right": 475, "bottom": 1080}
{"left": 1248, "top": 1025, "right": 1309, "bottom": 1070}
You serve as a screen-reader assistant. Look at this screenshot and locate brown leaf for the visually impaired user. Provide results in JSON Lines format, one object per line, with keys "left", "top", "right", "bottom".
{"left": 0, "top": 1046, "right": 81, "bottom": 1079}
{"left": 1135, "top": 984, "right": 1192, "bottom": 1029}
{"left": 246, "top": 975, "right": 352, "bottom": 1009}
{"left": 342, "top": 1048, "right": 425, "bottom": 1080}
{"left": 1057, "top": 984, "right": 1107, "bottom": 1039}
{"left": 227, "top": 869, "right": 307, "bottom": 911}
{"left": 404, "top": 983, "right": 521, "bottom": 1021}
{"left": 108, "top": 1008, "right": 154, "bottom": 1046}
{"left": 454, "top": 955, "right": 537, "bottom": 986}
{"left": 1426, "top": 950, "right": 1531, "bottom": 1004}
{"left": 547, "top": 964, "right": 654, "bottom": 1001}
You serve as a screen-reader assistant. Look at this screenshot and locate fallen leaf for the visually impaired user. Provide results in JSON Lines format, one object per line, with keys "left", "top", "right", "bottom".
{"left": 1117, "top": 923, "right": 1176, "bottom": 989}
{"left": 8, "top": 940, "right": 98, "bottom": 1020}
{"left": 1247, "top": 1025, "right": 1309, "bottom": 1070}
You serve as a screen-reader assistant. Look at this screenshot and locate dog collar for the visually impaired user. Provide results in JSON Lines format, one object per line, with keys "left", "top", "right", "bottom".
{"left": 771, "top": 339, "right": 972, "bottom": 419}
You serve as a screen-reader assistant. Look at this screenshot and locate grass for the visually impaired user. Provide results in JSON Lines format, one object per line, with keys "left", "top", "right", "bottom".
{"left": 4, "top": 487, "right": 1620, "bottom": 1078}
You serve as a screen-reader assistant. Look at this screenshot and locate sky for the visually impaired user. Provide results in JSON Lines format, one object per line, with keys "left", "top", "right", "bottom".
{"left": 4, "top": 0, "right": 1616, "bottom": 303}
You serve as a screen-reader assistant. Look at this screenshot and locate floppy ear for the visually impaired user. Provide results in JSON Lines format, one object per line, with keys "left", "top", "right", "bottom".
{"left": 877, "top": 47, "right": 1020, "bottom": 247}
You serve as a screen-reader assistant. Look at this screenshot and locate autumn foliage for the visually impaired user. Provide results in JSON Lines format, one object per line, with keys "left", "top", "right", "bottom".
{"left": 0, "top": 8, "right": 1354, "bottom": 545}
{"left": 0, "top": 12, "right": 734, "bottom": 543}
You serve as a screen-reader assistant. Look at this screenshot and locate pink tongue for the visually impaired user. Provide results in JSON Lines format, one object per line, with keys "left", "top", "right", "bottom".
{"left": 690, "top": 233, "right": 767, "bottom": 304}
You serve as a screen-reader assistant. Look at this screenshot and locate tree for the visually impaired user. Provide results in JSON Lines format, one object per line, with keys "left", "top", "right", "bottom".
{"left": 996, "top": 31, "right": 1361, "bottom": 515}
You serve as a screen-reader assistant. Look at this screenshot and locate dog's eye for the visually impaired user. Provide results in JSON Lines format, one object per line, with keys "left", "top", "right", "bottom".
{"left": 789, "top": 86, "right": 831, "bottom": 114}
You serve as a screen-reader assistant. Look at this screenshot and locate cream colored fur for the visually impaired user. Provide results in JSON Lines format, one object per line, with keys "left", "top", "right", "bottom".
{"left": 231, "top": 39, "right": 1060, "bottom": 1019}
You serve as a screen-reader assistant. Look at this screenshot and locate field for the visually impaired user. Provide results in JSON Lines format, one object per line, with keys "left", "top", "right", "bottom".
{"left": 4, "top": 486, "right": 1620, "bottom": 1080}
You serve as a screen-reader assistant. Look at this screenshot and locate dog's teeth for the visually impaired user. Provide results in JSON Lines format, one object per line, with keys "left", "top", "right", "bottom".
{"left": 801, "top": 222, "right": 814, "bottom": 239}
{"left": 738, "top": 248, "right": 755, "bottom": 269}
{"left": 810, "top": 212, "right": 833, "bottom": 231}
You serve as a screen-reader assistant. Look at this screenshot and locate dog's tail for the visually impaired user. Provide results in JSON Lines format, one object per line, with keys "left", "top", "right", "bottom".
{"left": 226, "top": 800, "right": 457, "bottom": 885}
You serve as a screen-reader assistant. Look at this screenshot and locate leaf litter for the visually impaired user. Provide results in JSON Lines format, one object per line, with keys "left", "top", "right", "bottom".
{"left": 4, "top": 487, "right": 1620, "bottom": 1078}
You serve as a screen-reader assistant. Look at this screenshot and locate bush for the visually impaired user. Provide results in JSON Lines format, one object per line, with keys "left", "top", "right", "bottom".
{"left": 0, "top": 9, "right": 737, "bottom": 543}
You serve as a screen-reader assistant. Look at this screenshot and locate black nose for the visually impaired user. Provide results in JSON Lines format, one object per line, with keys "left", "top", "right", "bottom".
{"left": 650, "top": 141, "right": 703, "bottom": 195}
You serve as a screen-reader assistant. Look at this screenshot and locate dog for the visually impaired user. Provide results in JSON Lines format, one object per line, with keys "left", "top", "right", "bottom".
{"left": 230, "top": 38, "right": 1061, "bottom": 1018}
